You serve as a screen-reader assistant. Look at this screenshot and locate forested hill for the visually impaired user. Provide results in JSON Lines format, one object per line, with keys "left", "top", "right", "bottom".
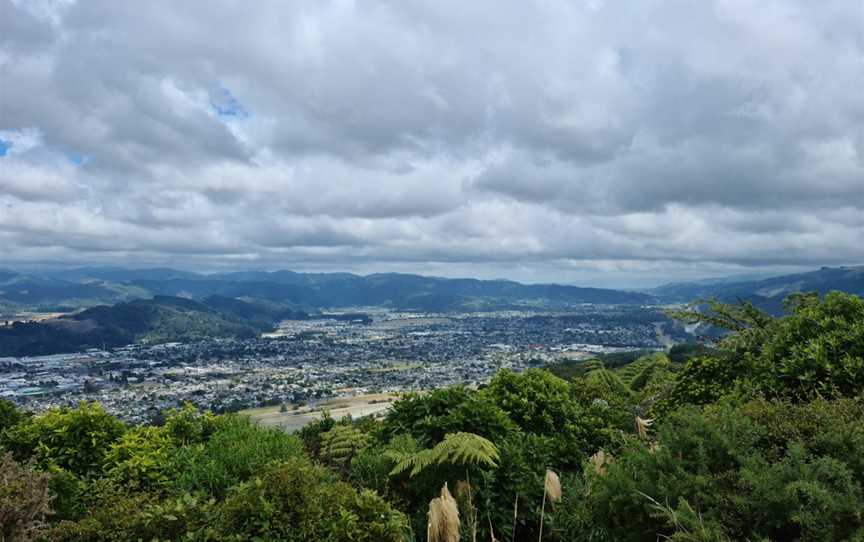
{"left": 1, "top": 267, "right": 654, "bottom": 313}
{"left": 649, "top": 265, "right": 864, "bottom": 313}
{"left": 0, "top": 296, "right": 287, "bottom": 357}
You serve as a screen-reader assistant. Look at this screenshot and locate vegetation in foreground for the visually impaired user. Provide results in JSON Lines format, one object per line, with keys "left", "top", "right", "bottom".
{"left": 1, "top": 291, "right": 863, "bottom": 541}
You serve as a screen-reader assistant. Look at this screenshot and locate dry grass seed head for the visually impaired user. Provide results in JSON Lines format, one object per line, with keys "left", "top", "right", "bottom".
{"left": 428, "top": 483, "right": 460, "bottom": 542}
{"left": 635, "top": 416, "right": 654, "bottom": 440}
{"left": 590, "top": 450, "right": 609, "bottom": 476}
{"left": 544, "top": 469, "right": 562, "bottom": 503}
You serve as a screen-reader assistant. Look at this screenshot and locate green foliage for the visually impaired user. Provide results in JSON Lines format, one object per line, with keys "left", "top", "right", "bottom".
{"left": 169, "top": 414, "right": 303, "bottom": 497}
{"left": 669, "top": 298, "right": 775, "bottom": 356}
{"left": 217, "top": 457, "right": 408, "bottom": 542}
{"left": 738, "top": 444, "right": 862, "bottom": 541}
{"left": 0, "top": 398, "right": 25, "bottom": 434}
{"left": 298, "top": 409, "right": 337, "bottom": 458}
{"left": 44, "top": 465, "right": 86, "bottom": 522}
{"left": 617, "top": 353, "right": 670, "bottom": 392}
{"left": 657, "top": 354, "right": 755, "bottom": 414}
{"left": 484, "top": 432, "right": 561, "bottom": 541}
{"left": 133, "top": 492, "right": 220, "bottom": 541}
{"left": 381, "top": 387, "right": 516, "bottom": 445}
{"left": 641, "top": 494, "right": 733, "bottom": 542}
{"left": 46, "top": 490, "right": 216, "bottom": 542}
{"left": 666, "top": 292, "right": 864, "bottom": 409}
{"left": 163, "top": 403, "right": 218, "bottom": 445}
{"left": 668, "top": 343, "right": 715, "bottom": 364}
{"left": 483, "top": 369, "right": 581, "bottom": 435}
{"left": 583, "top": 367, "right": 633, "bottom": 402}
{"left": 387, "top": 431, "right": 500, "bottom": 477}
{"left": 0, "top": 453, "right": 53, "bottom": 542}
{"left": 103, "top": 425, "right": 176, "bottom": 491}
{"left": 320, "top": 424, "right": 372, "bottom": 469}
{"left": 3, "top": 402, "right": 125, "bottom": 477}
{"left": 568, "top": 397, "right": 864, "bottom": 542}
{"left": 755, "top": 291, "right": 864, "bottom": 400}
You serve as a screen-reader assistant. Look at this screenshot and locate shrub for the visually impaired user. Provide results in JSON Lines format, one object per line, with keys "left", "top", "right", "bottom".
{"left": 104, "top": 425, "right": 177, "bottom": 491}
{"left": 381, "top": 387, "right": 516, "bottom": 446}
{"left": 576, "top": 397, "right": 864, "bottom": 541}
{"left": 169, "top": 414, "right": 303, "bottom": 497}
{"left": 217, "top": 457, "right": 408, "bottom": 541}
{"left": 0, "top": 399, "right": 25, "bottom": 433}
{"left": 3, "top": 403, "right": 125, "bottom": 477}
{"left": 756, "top": 291, "right": 864, "bottom": 400}
{"left": 163, "top": 403, "right": 219, "bottom": 445}
{"left": 0, "top": 453, "right": 53, "bottom": 542}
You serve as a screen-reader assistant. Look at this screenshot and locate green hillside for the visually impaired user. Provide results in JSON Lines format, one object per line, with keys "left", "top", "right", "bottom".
{"left": 0, "top": 296, "right": 270, "bottom": 357}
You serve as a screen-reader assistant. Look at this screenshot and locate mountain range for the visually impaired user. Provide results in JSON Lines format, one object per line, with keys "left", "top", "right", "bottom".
{"left": 0, "top": 267, "right": 654, "bottom": 314}
{"left": 1, "top": 265, "right": 862, "bottom": 318}
{"left": 648, "top": 265, "right": 864, "bottom": 313}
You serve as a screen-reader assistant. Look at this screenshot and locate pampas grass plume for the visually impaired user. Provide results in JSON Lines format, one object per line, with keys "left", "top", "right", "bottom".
{"left": 428, "top": 483, "right": 460, "bottom": 542}
{"left": 635, "top": 416, "right": 654, "bottom": 440}
{"left": 544, "top": 469, "right": 562, "bottom": 504}
{"left": 590, "top": 450, "right": 609, "bottom": 476}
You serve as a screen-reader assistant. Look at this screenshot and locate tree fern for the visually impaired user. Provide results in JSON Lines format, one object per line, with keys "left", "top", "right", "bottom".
{"left": 386, "top": 432, "right": 500, "bottom": 477}
{"left": 585, "top": 368, "right": 633, "bottom": 399}
{"left": 320, "top": 425, "right": 371, "bottom": 466}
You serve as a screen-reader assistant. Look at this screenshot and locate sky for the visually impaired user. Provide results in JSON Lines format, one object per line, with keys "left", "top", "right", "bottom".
{"left": 0, "top": 0, "right": 862, "bottom": 288}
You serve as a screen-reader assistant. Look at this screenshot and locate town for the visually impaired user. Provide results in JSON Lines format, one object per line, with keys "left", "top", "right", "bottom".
{"left": 0, "top": 305, "right": 687, "bottom": 423}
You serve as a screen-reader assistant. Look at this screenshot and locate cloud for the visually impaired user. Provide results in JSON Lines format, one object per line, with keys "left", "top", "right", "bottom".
{"left": 0, "top": 0, "right": 861, "bottom": 287}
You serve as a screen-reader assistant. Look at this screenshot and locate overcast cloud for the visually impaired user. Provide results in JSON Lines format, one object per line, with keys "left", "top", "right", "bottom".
{"left": 1, "top": 0, "right": 862, "bottom": 287}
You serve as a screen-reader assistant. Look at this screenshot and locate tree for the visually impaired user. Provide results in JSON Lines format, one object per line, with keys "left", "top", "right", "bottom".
{"left": 482, "top": 369, "right": 581, "bottom": 436}
{"left": 756, "top": 291, "right": 864, "bottom": 400}
{"left": 667, "top": 292, "right": 864, "bottom": 406}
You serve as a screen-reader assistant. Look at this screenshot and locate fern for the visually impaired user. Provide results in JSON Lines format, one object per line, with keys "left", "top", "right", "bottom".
{"left": 585, "top": 368, "right": 633, "bottom": 399}
{"left": 320, "top": 425, "right": 371, "bottom": 466}
{"left": 386, "top": 432, "right": 500, "bottom": 477}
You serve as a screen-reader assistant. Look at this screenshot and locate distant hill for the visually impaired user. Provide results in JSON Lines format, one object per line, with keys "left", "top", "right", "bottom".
{"left": 0, "top": 296, "right": 273, "bottom": 357}
{"left": 0, "top": 271, "right": 141, "bottom": 309}
{"left": 0, "top": 267, "right": 655, "bottom": 312}
{"left": 650, "top": 266, "right": 864, "bottom": 313}
{"left": 47, "top": 266, "right": 205, "bottom": 283}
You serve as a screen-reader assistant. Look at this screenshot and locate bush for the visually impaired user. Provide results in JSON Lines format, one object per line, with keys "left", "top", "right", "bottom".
{"left": 217, "top": 457, "right": 408, "bottom": 541}
{"left": 104, "top": 425, "right": 177, "bottom": 491}
{"left": 574, "top": 397, "right": 864, "bottom": 542}
{"left": 381, "top": 387, "right": 516, "bottom": 445}
{"left": 169, "top": 414, "right": 303, "bottom": 497}
{"left": 0, "top": 399, "right": 25, "bottom": 434}
{"left": 756, "top": 291, "right": 864, "bottom": 400}
{"left": 483, "top": 369, "right": 580, "bottom": 436}
{"left": 163, "top": 403, "right": 219, "bottom": 445}
{"left": 3, "top": 402, "right": 125, "bottom": 477}
{"left": 0, "top": 453, "right": 53, "bottom": 542}
{"left": 668, "top": 292, "right": 864, "bottom": 406}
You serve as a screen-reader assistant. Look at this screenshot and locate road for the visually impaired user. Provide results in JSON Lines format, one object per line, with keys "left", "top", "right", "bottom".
{"left": 242, "top": 393, "right": 397, "bottom": 432}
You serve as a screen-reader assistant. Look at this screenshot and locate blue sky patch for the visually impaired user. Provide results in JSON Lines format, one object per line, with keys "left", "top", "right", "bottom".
{"left": 210, "top": 86, "right": 248, "bottom": 119}
{"left": 66, "top": 152, "right": 87, "bottom": 166}
{"left": 0, "top": 140, "right": 10, "bottom": 157}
